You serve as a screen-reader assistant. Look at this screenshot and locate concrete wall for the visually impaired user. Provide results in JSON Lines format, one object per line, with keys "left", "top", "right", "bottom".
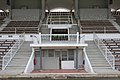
{"left": 74, "top": 49, "right": 84, "bottom": 68}
{"left": 79, "top": 9, "right": 108, "bottom": 19}
{"left": 46, "top": 0, "right": 74, "bottom": 10}
{"left": 78, "top": 0, "right": 108, "bottom": 8}
{"left": 42, "top": 57, "right": 59, "bottom": 69}
{"left": 111, "top": 0, "right": 120, "bottom": 10}
{"left": 11, "top": 0, "right": 42, "bottom": 9}
{"left": 12, "top": 9, "right": 41, "bottom": 21}
{"left": 0, "top": 0, "right": 10, "bottom": 11}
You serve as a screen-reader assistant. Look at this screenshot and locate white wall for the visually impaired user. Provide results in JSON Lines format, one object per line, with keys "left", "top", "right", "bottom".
{"left": 79, "top": 9, "right": 108, "bottom": 19}
{"left": 78, "top": 50, "right": 84, "bottom": 68}
{"left": 42, "top": 57, "right": 59, "bottom": 69}
{"left": 12, "top": 9, "right": 41, "bottom": 21}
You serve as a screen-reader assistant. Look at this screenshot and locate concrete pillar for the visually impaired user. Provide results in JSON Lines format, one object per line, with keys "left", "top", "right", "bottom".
{"left": 42, "top": 0, "right": 45, "bottom": 19}
{"left": 107, "top": 0, "right": 112, "bottom": 19}
{"left": 39, "top": 33, "right": 41, "bottom": 44}
{"left": 75, "top": 0, "right": 79, "bottom": 18}
{"left": 10, "top": 0, "right": 12, "bottom": 19}
{"left": 40, "top": 47, "right": 42, "bottom": 70}
{"left": 77, "top": 32, "right": 79, "bottom": 44}
{"left": 76, "top": 47, "right": 78, "bottom": 69}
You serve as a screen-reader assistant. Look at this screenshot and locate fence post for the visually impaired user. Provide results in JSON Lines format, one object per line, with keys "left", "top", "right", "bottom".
{"left": 77, "top": 32, "right": 79, "bottom": 44}
{"left": 39, "top": 33, "right": 41, "bottom": 44}
{"left": 105, "top": 47, "right": 107, "bottom": 59}
{"left": 11, "top": 48, "right": 13, "bottom": 57}
{"left": 113, "top": 57, "right": 115, "bottom": 70}
{"left": 2, "top": 58, "right": 4, "bottom": 70}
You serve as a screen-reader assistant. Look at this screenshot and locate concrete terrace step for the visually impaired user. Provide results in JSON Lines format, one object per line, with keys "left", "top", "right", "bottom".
{"left": 6, "top": 41, "right": 32, "bottom": 72}
{"left": 86, "top": 41, "right": 114, "bottom": 73}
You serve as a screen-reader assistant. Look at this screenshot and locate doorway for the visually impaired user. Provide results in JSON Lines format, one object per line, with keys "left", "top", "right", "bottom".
{"left": 55, "top": 50, "right": 74, "bottom": 69}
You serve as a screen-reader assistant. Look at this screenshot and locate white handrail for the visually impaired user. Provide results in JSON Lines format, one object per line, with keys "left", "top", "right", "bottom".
{"left": 32, "top": 33, "right": 85, "bottom": 44}
{"left": 93, "top": 33, "right": 115, "bottom": 70}
{"left": 24, "top": 48, "right": 34, "bottom": 73}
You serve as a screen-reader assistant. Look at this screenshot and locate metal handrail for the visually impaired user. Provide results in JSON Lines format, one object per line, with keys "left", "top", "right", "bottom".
{"left": 24, "top": 48, "right": 34, "bottom": 73}
{"left": 93, "top": 33, "right": 115, "bottom": 70}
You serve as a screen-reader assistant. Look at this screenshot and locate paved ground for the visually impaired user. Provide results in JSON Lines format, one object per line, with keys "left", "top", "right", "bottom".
{"left": 32, "top": 69, "right": 87, "bottom": 73}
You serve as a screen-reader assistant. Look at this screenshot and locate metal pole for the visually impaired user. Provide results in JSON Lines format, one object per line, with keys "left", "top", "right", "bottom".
{"left": 40, "top": 47, "right": 42, "bottom": 70}
{"left": 76, "top": 47, "right": 78, "bottom": 69}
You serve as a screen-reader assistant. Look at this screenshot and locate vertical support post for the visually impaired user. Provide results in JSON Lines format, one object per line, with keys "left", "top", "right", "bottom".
{"left": 41, "top": 0, "right": 45, "bottom": 19}
{"left": 75, "top": 0, "right": 79, "bottom": 18}
{"left": 76, "top": 47, "right": 78, "bottom": 69}
{"left": 68, "top": 28, "right": 70, "bottom": 41}
{"left": 105, "top": 47, "right": 108, "bottom": 59}
{"left": 107, "top": 0, "right": 112, "bottom": 19}
{"left": 39, "top": 33, "right": 41, "bottom": 44}
{"left": 40, "top": 47, "right": 42, "bottom": 70}
{"left": 77, "top": 32, "right": 79, "bottom": 43}
{"left": 50, "top": 28, "right": 52, "bottom": 41}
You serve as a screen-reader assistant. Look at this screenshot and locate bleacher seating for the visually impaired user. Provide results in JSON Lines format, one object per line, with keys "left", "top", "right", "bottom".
{"left": 80, "top": 20, "right": 119, "bottom": 33}
{"left": 0, "top": 21, "right": 40, "bottom": 34}
{"left": 0, "top": 39, "right": 16, "bottom": 69}
{"left": 103, "top": 39, "right": 120, "bottom": 70}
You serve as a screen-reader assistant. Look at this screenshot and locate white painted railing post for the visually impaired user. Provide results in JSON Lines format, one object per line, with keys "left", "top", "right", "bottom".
{"left": 113, "top": 57, "right": 115, "bottom": 70}
{"left": 39, "top": 33, "right": 41, "bottom": 44}
{"left": 105, "top": 47, "right": 107, "bottom": 59}
{"left": 2, "top": 58, "right": 4, "bottom": 70}
{"left": 77, "top": 32, "right": 79, "bottom": 44}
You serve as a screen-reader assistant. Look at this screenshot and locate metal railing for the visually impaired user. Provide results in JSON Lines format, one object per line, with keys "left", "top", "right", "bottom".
{"left": 24, "top": 48, "right": 34, "bottom": 73}
{"left": 32, "top": 33, "right": 85, "bottom": 44}
{"left": 93, "top": 33, "right": 115, "bottom": 70}
{"left": 81, "top": 29, "right": 119, "bottom": 34}
{"left": 2, "top": 34, "right": 25, "bottom": 70}
{"left": 41, "top": 34, "right": 85, "bottom": 44}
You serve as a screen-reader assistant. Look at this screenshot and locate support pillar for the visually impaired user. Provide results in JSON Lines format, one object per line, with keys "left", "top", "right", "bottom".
{"left": 42, "top": 0, "right": 45, "bottom": 19}
{"left": 40, "top": 47, "right": 42, "bottom": 70}
{"left": 75, "top": 0, "right": 79, "bottom": 18}
{"left": 76, "top": 47, "right": 78, "bottom": 69}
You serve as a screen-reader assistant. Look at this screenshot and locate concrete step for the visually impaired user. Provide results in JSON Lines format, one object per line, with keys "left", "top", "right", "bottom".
{"left": 93, "top": 68, "right": 120, "bottom": 74}
{"left": 6, "top": 41, "right": 32, "bottom": 71}
{"left": 86, "top": 41, "right": 113, "bottom": 73}
{"left": 92, "top": 64, "right": 111, "bottom": 67}
{"left": 14, "top": 54, "right": 31, "bottom": 57}
{"left": 87, "top": 55, "right": 104, "bottom": 57}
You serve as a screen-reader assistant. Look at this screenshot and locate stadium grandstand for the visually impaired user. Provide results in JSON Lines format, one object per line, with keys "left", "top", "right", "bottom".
{"left": 0, "top": 0, "right": 120, "bottom": 80}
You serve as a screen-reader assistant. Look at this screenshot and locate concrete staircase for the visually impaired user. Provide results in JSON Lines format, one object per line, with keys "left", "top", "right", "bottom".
{"left": 86, "top": 41, "right": 120, "bottom": 74}
{"left": 5, "top": 41, "right": 32, "bottom": 72}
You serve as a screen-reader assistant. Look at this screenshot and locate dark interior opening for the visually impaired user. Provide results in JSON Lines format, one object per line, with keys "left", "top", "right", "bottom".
{"left": 52, "top": 29, "right": 68, "bottom": 34}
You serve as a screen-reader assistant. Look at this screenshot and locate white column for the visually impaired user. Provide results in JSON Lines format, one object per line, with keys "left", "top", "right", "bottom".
{"left": 39, "top": 33, "right": 41, "bottom": 44}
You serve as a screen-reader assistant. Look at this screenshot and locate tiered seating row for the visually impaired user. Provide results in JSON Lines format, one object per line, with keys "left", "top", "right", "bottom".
{"left": 0, "top": 40, "right": 16, "bottom": 69}
{"left": 0, "top": 21, "right": 40, "bottom": 34}
{"left": 80, "top": 20, "right": 119, "bottom": 33}
{"left": 103, "top": 39, "right": 120, "bottom": 70}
